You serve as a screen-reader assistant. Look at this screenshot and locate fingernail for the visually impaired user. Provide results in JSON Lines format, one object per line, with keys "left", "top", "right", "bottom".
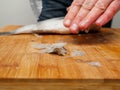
{"left": 95, "top": 20, "right": 102, "bottom": 27}
{"left": 64, "top": 19, "right": 71, "bottom": 26}
{"left": 79, "top": 22, "right": 87, "bottom": 30}
{"left": 70, "top": 24, "right": 79, "bottom": 33}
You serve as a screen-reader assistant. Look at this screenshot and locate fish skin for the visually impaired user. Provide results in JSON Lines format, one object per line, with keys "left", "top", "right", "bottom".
{"left": 0, "top": 17, "right": 100, "bottom": 36}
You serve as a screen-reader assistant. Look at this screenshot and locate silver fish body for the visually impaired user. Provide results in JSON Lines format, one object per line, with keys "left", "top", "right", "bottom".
{"left": 0, "top": 17, "right": 100, "bottom": 36}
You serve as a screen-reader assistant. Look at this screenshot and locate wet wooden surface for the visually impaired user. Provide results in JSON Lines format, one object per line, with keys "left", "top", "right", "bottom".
{"left": 0, "top": 26, "right": 120, "bottom": 90}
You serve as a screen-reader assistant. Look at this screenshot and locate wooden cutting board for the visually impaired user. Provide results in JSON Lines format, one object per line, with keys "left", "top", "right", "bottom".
{"left": 0, "top": 26, "right": 120, "bottom": 90}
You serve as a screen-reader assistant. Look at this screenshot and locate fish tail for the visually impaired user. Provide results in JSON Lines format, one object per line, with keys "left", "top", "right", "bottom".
{"left": 0, "top": 31, "right": 16, "bottom": 36}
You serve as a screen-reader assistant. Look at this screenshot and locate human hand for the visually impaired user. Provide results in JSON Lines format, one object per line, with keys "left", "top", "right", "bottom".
{"left": 64, "top": 0, "right": 120, "bottom": 33}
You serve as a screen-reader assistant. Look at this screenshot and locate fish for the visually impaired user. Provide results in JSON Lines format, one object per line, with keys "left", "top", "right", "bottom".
{"left": 0, "top": 17, "right": 100, "bottom": 36}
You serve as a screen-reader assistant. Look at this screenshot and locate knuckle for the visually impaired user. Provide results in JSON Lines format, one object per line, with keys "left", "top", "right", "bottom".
{"left": 69, "top": 6, "right": 79, "bottom": 13}
{"left": 82, "top": 0, "right": 95, "bottom": 10}
{"left": 95, "top": 1, "right": 107, "bottom": 11}
{"left": 95, "top": 6, "right": 106, "bottom": 12}
{"left": 72, "top": 0, "right": 84, "bottom": 6}
{"left": 82, "top": 5, "right": 92, "bottom": 10}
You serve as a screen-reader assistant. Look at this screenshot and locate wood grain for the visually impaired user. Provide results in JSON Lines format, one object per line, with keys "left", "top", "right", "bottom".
{"left": 0, "top": 26, "right": 120, "bottom": 90}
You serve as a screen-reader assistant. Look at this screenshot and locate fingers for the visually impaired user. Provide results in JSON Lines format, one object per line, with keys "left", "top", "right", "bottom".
{"left": 64, "top": 0, "right": 120, "bottom": 33}
{"left": 79, "top": 0, "right": 113, "bottom": 30}
{"left": 63, "top": 0, "right": 84, "bottom": 27}
{"left": 69, "top": 0, "right": 98, "bottom": 33}
{"left": 95, "top": 0, "right": 120, "bottom": 27}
